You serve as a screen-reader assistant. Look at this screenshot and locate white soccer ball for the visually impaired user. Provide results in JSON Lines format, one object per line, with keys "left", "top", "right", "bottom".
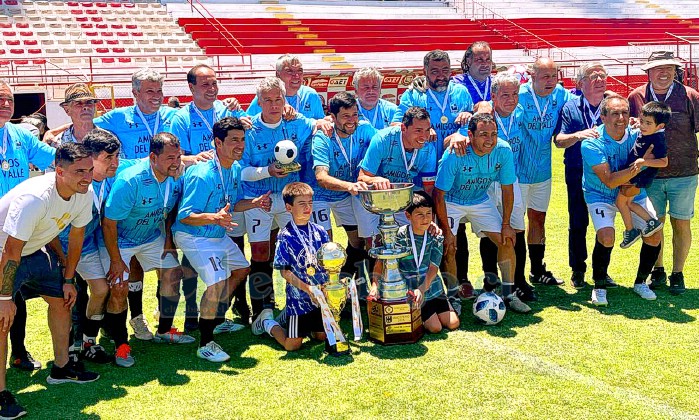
{"left": 472, "top": 292, "right": 506, "bottom": 325}
{"left": 274, "top": 140, "right": 298, "bottom": 164}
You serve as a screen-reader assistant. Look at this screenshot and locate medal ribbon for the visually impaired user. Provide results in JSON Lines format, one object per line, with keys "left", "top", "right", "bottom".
{"left": 399, "top": 131, "right": 418, "bottom": 173}
{"left": 92, "top": 180, "right": 106, "bottom": 219}
{"left": 213, "top": 154, "right": 232, "bottom": 204}
{"left": 495, "top": 111, "right": 514, "bottom": 141}
{"left": 409, "top": 226, "right": 428, "bottom": 271}
{"left": 191, "top": 103, "right": 217, "bottom": 134}
{"left": 467, "top": 74, "right": 491, "bottom": 101}
{"left": 333, "top": 132, "right": 353, "bottom": 172}
{"left": 347, "top": 278, "right": 363, "bottom": 340}
{"left": 650, "top": 82, "right": 675, "bottom": 102}
{"left": 427, "top": 85, "right": 451, "bottom": 120}
{"left": 135, "top": 105, "right": 160, "bottom": 139}
{"left": 529, "top": 85, "right": 550, "bottom": 120}
{"left": 0, "top": 127, "right": 8, "bottom": 160}
{"left": 358, "top": 101, "right": 379, "bottom": 127}
{"left": 290, "top": 221, "right": 316, "bottom": 269}
{"left": 310, "top": 286, "right": 346, "bottom": 347}
{"left": 582, "top": 98, "right": 601, "bottom": 129}
{"left": 150, "top": 165, "right": 171, "bottom": 221}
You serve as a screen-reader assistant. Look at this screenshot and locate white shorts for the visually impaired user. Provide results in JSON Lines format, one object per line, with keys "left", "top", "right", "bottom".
{"left": 446, "top": 201, "right": 502, "bottom": 238}
{"left": 99, "top": 236, "right": 180, "bottom": 282}
{"left": 487, "top": 181, "right": 526, "bottom": 231}
{"left": 357, "top": 209, "right": 409, "bottom": 238}
{"left": 519, "top": 179, "right": 552, "bottom": 213}
{"left": 228, "top": 211, "right": 246, "bottom": 238}
{"left": 174, "top": 231, "right": 250, "bottom": 287}
{"left": 312, "top": 196, "right": 360, "bottom": 231}
{"left": 245, "top": 192, "right": 291, "bottom": 243}
{"left": 77, "top": 250, "right": 107, "bottom": 281}
{"left": 588, "top": 197, "right": 657, "bottom": 232}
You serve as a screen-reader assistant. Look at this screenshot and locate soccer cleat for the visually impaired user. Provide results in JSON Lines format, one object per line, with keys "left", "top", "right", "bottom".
{"left": 114, "top": 344, "right": 135, "bottom": 368}
{"left": 153, "top": 328, "right": 195, "bottom": 344}
{"left": 642, "top": 218, "right": 663, "bottom": 237}
{"left": 213, "top": 319, "right": 245, "bottom": 335}
{"left": 448, "top": 296, "right": 462, "bottom": 316}
{"left": 505, "top": 294, "right": 531, "bottom": 313}
{"left": 633, "top": 283, "right": 657, "bottom": 300}
{"left": 648, "top": 268, "right": 667, "bottom": 290}
{"left": 515, "top": 281, "right": 538, "bottom": 302}
{"left": 251, "top": 309, "right": 274, "bottom": 336}
{"left": 184, "top": 317, "right": 200, "bottom": 333}
{"left": 0, "top": 390, "right": 26, "bottom": 420}
{"left": 80, "top": 343, "right": 113, "bottom": 364}
{"left": 570, "top": 271, "right": 588, "bottom": 289}
{"left": 11, "top": 352, "right": 41, "bottom": 371}
{"left": 197, "top": 341, "right": 230, "bottom": 363}
{"left": 529, "top": 264, "right": 563, "bottom": 286}
{"left": 46, "top": 362, "right": 100, "bottom": 385}
{"left": 129, "top": 314, "right": 154, "bottom": 341}
{"left": 591, "top": 289, "right": 608, "bottom": 306}
{"left": 605, "top": 275, "right": 619, "bottom": 289}
{"left": 669, "top": 272, "right": 687, "bottom": 295}
{"left": 619, "top": 228, "right": 642, "bottom": 249}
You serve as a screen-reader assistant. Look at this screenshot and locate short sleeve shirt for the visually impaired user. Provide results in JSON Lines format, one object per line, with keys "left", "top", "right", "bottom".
{"left": 166, "top": 101, "right": 246, "bottom": 156}
{"left": 247, "top": 85, "right": 325, "bottom": 120}
{"left": 395, "top": 225, "right": 445, "bottom": 301}
{"left": 0, "top": 123, "right": 56, "bottom": 197}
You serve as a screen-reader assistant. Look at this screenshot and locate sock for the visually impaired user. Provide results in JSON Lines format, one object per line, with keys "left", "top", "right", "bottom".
{"left": 182, "top": 276, "right": 198, "bottom": 318}
{"left": 591, "top": 240, "right": 613, "bottom": 289}
{"left": 636, "top": 243, "right": 661, "bottom": 284}
{"left": 71, "top": 277, "right": 89, "bottom": 345}
{"left": 82, "top": 318, "right": 101, "bottom": 343}
{"left": 653, "top": 266, "right": 665, "bottom": 274}
{"left": 199, "top": 318, "right": 217, "bottom": 347}
{"left": 264, "top": 257, "right": 276, "bottom": 309}
{"left": 157, "top": 293, "right": 181, "bottom": 334}
{"left": 502, "top": 282, "right": 514, "bottom": 297}
{"left": 249, "top": 260, "right": 274, "bottom": 318}
{"left": 480, "top": 237, "right": 499, "bottom": 277}
{"left": 456, "top": 224, "right": 470, "bottom": 284}
{"left": 9, "top": 293, "right": 27, "bottom": 358}
{"left": 528, "top": 244, "right": 545, "bottom": 276}
{"left": 128, "top": 280, "right": 144, "bottom": 319}
{"left": 105, "top": 310, "right": 129, "bottom": 347}
{"left": 514, "top": 232, "right": 527, "bottom": 286}
{"left": 263, "top": 319, "right": 279, "bottom": 336}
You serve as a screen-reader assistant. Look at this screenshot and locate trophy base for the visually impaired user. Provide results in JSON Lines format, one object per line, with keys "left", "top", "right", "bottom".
{"left": 367, "top": 299, "right": 424, "bottom": 345}
{"left": 275, "top": 162, "right": 301, "bottom": 174}
{"left": 325, "top": 340, "right": 351, "bottom": 356}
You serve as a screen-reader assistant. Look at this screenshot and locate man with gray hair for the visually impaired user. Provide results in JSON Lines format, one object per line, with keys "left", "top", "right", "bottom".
{"left": 555, "top": 62, "right": 618, "bottom": 289}
{"left": 352, "top": 67, "right": 397, "bottom": 130}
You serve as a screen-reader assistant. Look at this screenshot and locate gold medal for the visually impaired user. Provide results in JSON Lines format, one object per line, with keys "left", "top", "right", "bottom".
{"left": 1, "top": 161, "right": 8, "bottom": 171}
{"left": 440, "top": 115, "right": 448, "bottom": 124}
{"left": 307, "top": 266, "right": 316, "bottom": 276}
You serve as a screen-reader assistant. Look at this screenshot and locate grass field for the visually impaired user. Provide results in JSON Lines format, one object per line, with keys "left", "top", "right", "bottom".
{"left": 14, "top": 146, "right": 699, "bottom": 419}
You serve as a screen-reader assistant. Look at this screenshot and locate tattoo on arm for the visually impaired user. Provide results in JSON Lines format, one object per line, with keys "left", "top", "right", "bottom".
{"left": 1, "top": 260, "right": 18, "bottom": 295}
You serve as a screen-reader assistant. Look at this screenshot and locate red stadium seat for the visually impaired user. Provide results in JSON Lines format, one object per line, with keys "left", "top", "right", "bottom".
{"left": 111, "top": 24, "right": 123, "bottom": 29}
{"left": 90, "top": 39, "right": 104, "bottom": 45}
{"left": 96, "top": 23, "right": 108, "bottom": 29}
{"left": 86, "top": 10, "right": 98, "bottom": 15}
{"left": 9, "top": 49, "right": 23, "bottom": 54}
{"left": 96, "top": 47, "right": 109, "bottom": 53}
{"left": 83, "top": 2, "right": 93, "bottom": 6}
{"left": 124, "top": 3, "right": 134, "bottom": 8}
{"left": 132, "top": 31, "right": 143, "bottom": 37}
{"left": 81, "top": 23, "right": 94, "bottom": 29}
{"left": 70, "top": 9, "right": 83, "bottom": 15}
{"left": 15, "top": 22, "right": 28, "bottom": 29}
{"left": 2, "top": 31, "right": 16, "bottom": 37}
{"left": 96, "top": 2, "right": 107, "bottom": 7}
{"left": 116, "top": 31, "right": 128, "bottom": 37}
{"left": 5, "top": 40, "right": 19, "bottom": 46}
{"left": 76, "top": 16, "right": 88, "bottom": 22}
{"left": 109, "top": 2, "right": 121, "bottom": 7}
{"left": 112, "top": 47, "right": 125, "bottom": 53}
{"left": 85, "top": 31, "right": 98, "bottom": 37}
{"left": 67, "top": 1, "right": 79, "bottom": 6}
{"left": 22, "top": 39, "right": 37, "bottom": 46}
{"left": 14, "top": 60, "right": 29, "bottom": 65}
{"left": 28, "top": 48, "right": 41, "bottom": 54}
{"left": 90, "top": 17, "right": 103, "bottom": 22}
{"left": 0, "top": 23, "right": 10, "bottom": 29}
{"left": 33, "top": 59, "right": 47, "bottom": 65}
{"left": 19, "top": 31, "right": 32, "bottom": 37}
{"left": 106, "top": 39, "right": 119, "bottom": 45}
{"left": 118, "top": 57, "right": 131, "bottom": 63}
{"left": 101, "top": 57, "right": 114, "bottom": 63}
{"left": 4, "top": 0, "right": 18, "bottom": 5}
{"left": 126, "top": 24, "right": 137, "bottom": 29}
{"left": 100, "top": 31, "right": 113, "bottom": 37}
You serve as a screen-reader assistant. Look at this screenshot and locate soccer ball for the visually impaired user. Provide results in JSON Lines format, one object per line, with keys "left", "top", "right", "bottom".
{"left": 274, "top": 140, "right": 298, "bottom": 164}
{"left": 472, "top": 292, "right": 506, "bottom": 325}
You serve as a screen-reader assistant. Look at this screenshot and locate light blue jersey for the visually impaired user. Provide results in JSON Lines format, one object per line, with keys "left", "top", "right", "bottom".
{"left": 393, "top": 81, "right": 474, "bottom": 159}
{"left": 359, "top": 125, "right": 437, "bottom": 185}
{"left": 94, "top": 105, "right": 178, "bottom": 159}
{"left": 517, "top": 82, "right": 576, "bottom": 184}
{"left": 173, "top": 158, "right": 244, "bottom": 238}
{"left": 104, "top": 159, "right": 183, "bottom": 248}
{"left": 241, "top": 114, "right": 315, "bottom": 197}
{"left": 311, "top": 121, "right": 376, "bottom": 202}
{"left": 358, "top": 99, "right": 397, "bottom": 130}
{"left": 247, "top": 85, "right": 324, "bottom": 120}
{"left": 167, "top": 100, "right": 246, "bottom": 156}
{"left": 581, "top": 126, "right": 646, "bottom": 205}
{"left": 0, "top": 123, "right": 55, "bottom": 197}
{"left": 493, "top": 104, "right": 525, "bottom": 179}
{"left": 435, "top": 139, "right": 516, "bottom": 205}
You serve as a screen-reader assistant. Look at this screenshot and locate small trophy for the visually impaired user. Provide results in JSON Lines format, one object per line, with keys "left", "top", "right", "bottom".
{"left": 274, "top": 139, "right": 301, "bottom": 174}
{"left": 317, "top": 242, "right": 350, "bottom": 356}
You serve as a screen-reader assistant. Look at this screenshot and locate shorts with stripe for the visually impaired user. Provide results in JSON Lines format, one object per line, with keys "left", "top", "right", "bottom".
{"left": 286, "top": 307, "right": 324, "bottom": 339}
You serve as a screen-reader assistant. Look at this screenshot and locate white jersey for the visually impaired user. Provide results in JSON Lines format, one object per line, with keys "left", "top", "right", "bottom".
{"left": 0, "top": 173, "right": 93, "bottom": 256}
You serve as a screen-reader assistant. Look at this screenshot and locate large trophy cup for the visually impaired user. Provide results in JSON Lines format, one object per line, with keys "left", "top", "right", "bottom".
{"left": 358, "top": 183, "right": 424, "bottom": 345}
{"left": 317, "top": 242, "right": 350, "bottom": 356}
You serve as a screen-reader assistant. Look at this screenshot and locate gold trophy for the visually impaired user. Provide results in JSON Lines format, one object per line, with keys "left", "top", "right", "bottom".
{"left": 317, "top": 242, "right": 350, "bottom": 356}
{"left": 274, "top": 139, "right": 302, "bottom": 174}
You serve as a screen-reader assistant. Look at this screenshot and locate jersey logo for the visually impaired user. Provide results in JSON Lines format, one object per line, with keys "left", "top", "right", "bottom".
{"left": 256, "top": 144, "right": 268, "bottom": 150}
{"left": 333, "top": 150, "right": 341, "bottom": 158}
{"left": 192, "top": 121, "right": 203, "bottom": 128}
{"left": 495, "top": 163, "right": 502, "bottom": 171}
{"left": 142, "top": 197, "right": 153, "bottom": 205}
{"left": 463, "top": 166, "right": 473, "bottom": 172}
{"left": 450, "top": 103, "right": 458, "bottom": 113}
{"left": 128, "top": 122, "right": 140, "bottom": 128}
{"left": 385, "top": 156, "right": 394, "bottom": 163}
{"left": 52, "top": 213, "right": 72, "bottom": 230}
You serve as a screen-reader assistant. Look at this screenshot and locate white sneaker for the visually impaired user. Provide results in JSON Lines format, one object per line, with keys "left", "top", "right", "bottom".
{"left": 591, "top": 289, "right": 608, "bottom": 306}
{"left": 129, "top": 314, "right": 153, "bottom": 341}
{"left": 213, "top": 319, "right": 245, "bottom": 335}
{"left": 153, "top": 328, "right": 195, "bottom": 344}
{"left": 197, "top": 341, "right": 230, "bottom": 363}
{"left": 251, "top": 309, "right": 274, "bottom": 336}
{"left": 505, "top": 293, "right": 531, "bottom": 313}
{"left": 633, "top": 283, "right": 657, "bottom": 300}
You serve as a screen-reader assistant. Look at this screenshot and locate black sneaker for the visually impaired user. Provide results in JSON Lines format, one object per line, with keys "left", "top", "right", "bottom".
{"left": 0, "top": 390, "right": 26, "bottom": 419}
{"left": 516, "top": 281, "right": 538, "bottom": 302}
{"left": 649, "top": 268, "right": 667, "bottom": 290}
{"left": 669, "top": 272, "right": 686, "bottom": 295}
{"left": 605, "top": 275, "right": 619, "bottom": 289}
{"left": 80, "top": 343, "right": 113, "bottom": 364}
{"left": 46, "top": 362, "right": 100, "bottom": 385}
{"left": 10, "top": 352, "right": 41, "bottom": 371}
{"left": 570, "top": 271, "right": 587, "bottom": 289}
{"left": 184, "top": 317, "right": 199, "bottom": 333}
{"left": 529, "top": 264, "right": 563, "bottom": 286}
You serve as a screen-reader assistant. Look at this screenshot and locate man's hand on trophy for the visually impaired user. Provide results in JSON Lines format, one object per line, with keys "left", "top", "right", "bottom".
{"left": 268, "top": 163, "right": 289, "bottom": 178}
{"left": 347, "top": 181, "right": 369, "bottom": 195}
{"left": 253, "top": 191, "right": 273, "bottom": 212}
{"left": 371, "top": 177, "right": 392, "bottom": 190}
{"left": 427, "top": 221, "right": 443, "bottom": 237}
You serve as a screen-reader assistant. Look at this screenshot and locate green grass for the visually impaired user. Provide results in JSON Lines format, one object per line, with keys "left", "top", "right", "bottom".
{"left": 14, "top": 146, "right": 699, "bottom": 419}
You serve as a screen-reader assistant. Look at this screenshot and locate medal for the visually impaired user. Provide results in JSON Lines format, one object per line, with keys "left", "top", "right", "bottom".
{"left": 427, "top": 84, "right": 452, "bottom": 127}
{"left": 1, "top": 160, "right": 8, "bottom": 171}
{"left": 440, "top": 115, "right": 448, "bottom": 124}
{"left": 307, "top": 266, "right": 316, "bottom": 276}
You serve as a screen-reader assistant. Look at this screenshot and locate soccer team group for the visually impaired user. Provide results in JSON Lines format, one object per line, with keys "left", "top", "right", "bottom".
{"left": 0, "top": 40, "right": 696, "bottom": 419}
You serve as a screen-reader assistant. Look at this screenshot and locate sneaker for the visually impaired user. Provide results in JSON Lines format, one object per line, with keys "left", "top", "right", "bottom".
{"left": 0, "top": 390, "right": 26, "bottom": 420}
{"left": 605, "top": 275, "right": 619, "bottom": 289}
{"left": 251, "top": 309, "right": 274, "bottom": 336}
{"left": 129, "top": 314, "right": 154, "bottom": 341}
{"left": 197, "top": 341, "right": 230, "bottom": 363}
{"left": 213, "top": 319, "right": 245, "bottom": 335}
{"left": 114, "top": 344, "right": 135, "bottom": 368}
{"left": 515, "top": 281, "right": 538, "bottom": 302}
{"left": 11, "top": 352, "right": 41, "bottom": 371}
{"left": 457, "top": 281, "right": 475, "bottom": 299}
{"left": 529, "top": 264, "right": 563, "bottom": 286}
{"left": 184, "top": 317, "right": 199, "bottom": 333}
{"left": 620, "top": 228, "right": 642, "bottom": 249}
{"left": 153, "top": 328, "right": 195, "bottom": 344}
{"left": 648, "top": 268, "right": 667, "bottom": 290}
{"left": 642, "top": 218, "right": 663, "bottom": 237}
{"left": 274, "top": 309, "right": 288, "bottom": 329}
{"left": 448, "top": 296, "right": 462, "bottom": 316}
{"left": 591, "top": 288, "right": 608, "bottom": 306}
{"left": 570, "top": 271, "right": 588, "bottom": 289}
{"left": 46, "top": 362, "right": 100, "bottom": 385}
{"left": 633, "top": 283, "right": 657, "bottom": 300}
{"left": 505, "top": 294, "right": 531, "bottom": 313}
{"left": 669, "top": 272, "right": 687, "bottom": 295}
{"left": 80, "top": 343, "right": 113, "bottom": 364}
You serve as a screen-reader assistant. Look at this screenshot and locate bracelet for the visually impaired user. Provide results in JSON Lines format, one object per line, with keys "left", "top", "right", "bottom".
{"left": 64, "top": 277, "right": 76, "bottom": 285}
{"left": 0, "top": 295, "right": 12, "bottom": 301}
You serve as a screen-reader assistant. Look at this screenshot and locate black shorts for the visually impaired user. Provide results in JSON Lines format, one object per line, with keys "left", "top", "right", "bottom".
{"left": 421, "top": 295, "right": 452, "bottom": 322}
{"left": 630, "top": 172, "right": 656, "bottom": 189}
{"left": 14, "top": 248, "right": 64, "bottom": 301}
{"left": 287, "top": 308, "right": 324, "bottom": 339}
